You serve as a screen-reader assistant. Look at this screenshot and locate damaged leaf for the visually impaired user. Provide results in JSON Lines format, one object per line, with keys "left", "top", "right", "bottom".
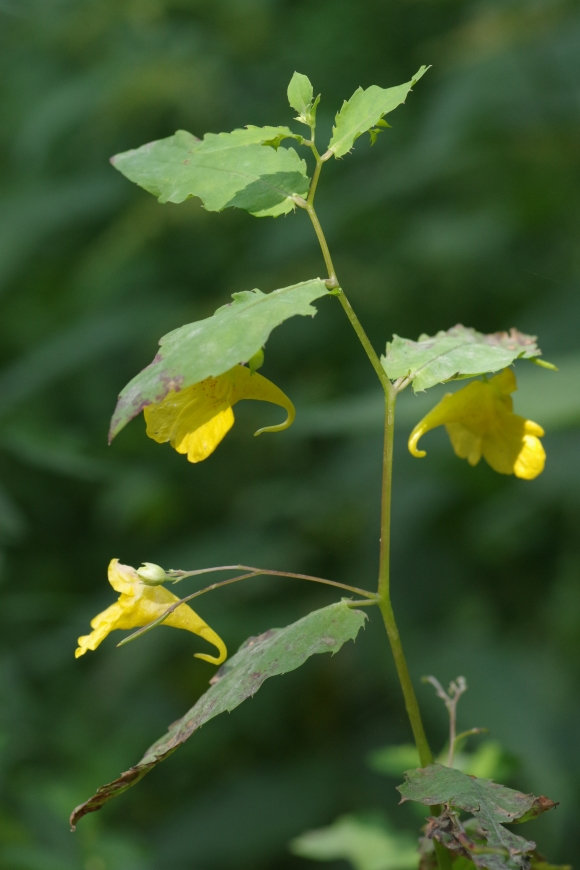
{"left": 70, "top": 600, "right": 366, "bottom": 829}
{"left": 423, "top": 811, "right": 529, "bottom": 870}
{"left": 111, "top": 126, "right": 309, "bottom": 217}
{"left": 109, "top": 278, "right": 329, "bottom": 440}
{"left": 399, "top": 765, "right": 556, "bottom": 869}
{"left": 382, "top": 325, "right": 544, "bottom": 392}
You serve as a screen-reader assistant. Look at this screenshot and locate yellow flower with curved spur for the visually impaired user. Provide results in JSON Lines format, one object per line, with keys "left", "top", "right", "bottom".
{"left": 408, "top": 368, "right": 545, "bottom": 480}
{"left": 144, "top": 364, "right": 295, "bottom": 463}
{"left": 75, "top": 559, "right": 227, "bottom": 664}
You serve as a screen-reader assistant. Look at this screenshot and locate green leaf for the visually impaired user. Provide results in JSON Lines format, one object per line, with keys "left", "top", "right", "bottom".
{"left": 109, "top": 278, "right": 329, "bottom": 440}
{"left": 290, "top": 813, "right": 418, "bottom": 870}
{"left": 288, "top": 71, "right": 314, "bottom": 115}
{"left": 382, "top": 325, "right": 543, "bottom": 392}
{"left": 111, "top": 126, "right": 309, "bottom": 217}
{"left": 367, "top": 741, "right": 516, "bottom": 784}
{"left": 327, "top": 66, "right": 429, "bottom": 158}
{"left": 70, "top": 600, "right": 367, "bottom": 829}
{"left": 398, "top": 765, "right": 556, "bottom": 866}
{"left": 367, "top": 744, "right": 420, "bottom": 777}
{"left": 287, "top": 71, "right": 320, "bottom": 128}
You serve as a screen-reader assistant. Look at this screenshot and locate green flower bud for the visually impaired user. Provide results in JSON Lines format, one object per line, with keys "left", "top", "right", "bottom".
{"left": 137, "top": 562, "right": 168, "bottom": 585}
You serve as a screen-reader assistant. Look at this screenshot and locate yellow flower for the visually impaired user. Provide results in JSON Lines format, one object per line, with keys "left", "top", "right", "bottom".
{"left": 75, "top": 559, "right": 227, "bottom": 664}
{"left": 144, "top": 364, "right": 295, "bottom": 463}
{"left": 408, "top": 368, "right": 545, "bottom": 480}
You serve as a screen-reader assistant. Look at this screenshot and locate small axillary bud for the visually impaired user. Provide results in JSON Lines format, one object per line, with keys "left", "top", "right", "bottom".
{"left": 291, "top": 194, "right": 308, "bottom": 209}
{"left": 137, "top": 562, "right": 169, "bottom": 585}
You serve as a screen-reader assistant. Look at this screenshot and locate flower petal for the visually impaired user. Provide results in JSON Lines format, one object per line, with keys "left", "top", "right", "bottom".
{"left": 75, "top": 602, "right": 125, "bottom": 658}
{"left": 513, "top": 434, "right": 546, "bottom": 480}
{"left": 144, "top": 376, "right": 232, "bottom": 447}
{"left": 176, "top": 406, "right": 235, "bottom": 462}
{"left": 408, "top": 380, "right": 491, "bottom": 458}
{"left": 445, "top": 423, "right": 482, "bottom": 466}
{"left": 107, "top": 558, "right": 139, "bottom": 595}
{"left": 229, "top": 365, "right": 295, "bottom": 435}
{"left": 489, "top": 367, "right": 517, "bottom": 395}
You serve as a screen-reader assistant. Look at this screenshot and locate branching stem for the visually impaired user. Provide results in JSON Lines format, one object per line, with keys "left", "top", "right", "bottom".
{"left": 118, "top": 568, "right": 378, "bottom": 647}
{"left": 168, "top": 564, "right": 376, "bottom": 599}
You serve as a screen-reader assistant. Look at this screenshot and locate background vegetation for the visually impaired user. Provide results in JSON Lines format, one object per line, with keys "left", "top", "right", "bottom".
{"left": 1, "top": 0, "right": 580, "bottom": 867}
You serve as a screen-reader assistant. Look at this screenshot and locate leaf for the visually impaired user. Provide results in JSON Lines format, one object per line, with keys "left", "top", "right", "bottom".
{"left": 424, "top": 811, "right": 520, "bottom": 870}
{"left": 287, "top": 71, "right": 320, "bottom": 128}
{"left": 288, "top": 72, "right": 314, "bottom": 115}
{"left": 109, "top": 278, "right": 329, "bottom": 440}
{"left": 70, "top": 600, "right": 366, "bottom": 829}
{"left": 327, "top": 66, "right": 429, "bottom": 158}
{"left": 367, "top": 744, "right": 421, "bottom": 777}
{"left": 398, "top": 765, "right": 556, "bottom": 866}
{"left": 111, "top": 126, "right": 309, "bottom": 217}
{"left": 382, "top": 325, "right": 543, "bottom": 392}
{"left": 367, "top": 741, "right": 516, "bottom": 784}
{"left": 290, "top": 813, "right": 418, "bottom": 870}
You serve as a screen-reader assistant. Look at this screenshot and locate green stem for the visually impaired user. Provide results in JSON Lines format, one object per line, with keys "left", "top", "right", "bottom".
{"left": 303, "top": 149, "right": 390, "bottom": 393}
{"left": 377, "top": 390, "right": 395, "bottom": 600}
{"left": 377, "top": 391, "right": 433, "bottom": 767}
{"left": 379, "top": 599, "right": 433, "bottom": 767}
{"left": 304, "top": 156, "right": 451, "bottom": 870}
{"left": 118, "top": 569, "right": 378, "bottom": 647}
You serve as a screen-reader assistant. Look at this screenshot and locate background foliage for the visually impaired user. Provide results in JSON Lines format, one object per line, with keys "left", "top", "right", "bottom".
{"left": 1, "top": 0, "right": 580, "bottom": 867}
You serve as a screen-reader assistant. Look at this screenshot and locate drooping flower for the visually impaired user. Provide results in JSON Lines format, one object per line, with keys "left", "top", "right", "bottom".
{"left": 75, "top": 559, "right": 227, "bottom": 664}
{"left": 144, "top": 364, "right": 295, "bottom": 463}
{"left": 408, "top": 368, "right": 545, "bottom": 480}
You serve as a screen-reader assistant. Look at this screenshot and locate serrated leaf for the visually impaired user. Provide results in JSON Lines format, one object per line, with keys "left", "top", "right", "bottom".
{"left": 327, "top": 66, "right": 429, "bottom": 158}
{"left": 109, "top": 278, "right": 329, "bottom": 440}
{"left": 382, "top": 325, "right": 543, "bottom": 392}
{"left": 111, "top": 126, "right": 309, "bottom": 217}
{"left": 288, "top": 71, "right": 314, "bottom": 115}
{"left": 290, "top": 813, "right": 418, "bottom": 870}
{"left": 398, "top": 765, "right": 556, "bottom": 866}
{"left": 70, "top": 601, "right": 367, "bottom": 829}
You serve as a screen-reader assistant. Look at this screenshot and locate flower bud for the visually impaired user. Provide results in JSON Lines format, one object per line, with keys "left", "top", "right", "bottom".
{"left": 137, "top": 562, "right": 168, "bottom": 585}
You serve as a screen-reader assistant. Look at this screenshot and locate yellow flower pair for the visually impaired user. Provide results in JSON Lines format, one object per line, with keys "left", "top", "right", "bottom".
{"left": 76, "top": 368, "right": 545, "bottom": 664}
{"left": 408, "top": 368, "right": 545, "bottom": 480}
{"left": 140, "top": 361, "right": 545, "bottom": 480}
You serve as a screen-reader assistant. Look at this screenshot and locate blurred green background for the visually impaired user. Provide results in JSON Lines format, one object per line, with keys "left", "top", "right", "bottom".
{"left": 1, "top": 0, "right": 580, "bottom": 867}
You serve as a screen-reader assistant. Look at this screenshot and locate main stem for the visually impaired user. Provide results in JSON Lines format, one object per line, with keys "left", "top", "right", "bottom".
{"left": 377, "top": 391, "right": 433, "bottom": 767}
{"left": 303, "top": 138, "right": 451, "bottom": 870}
{"left": 304, "top": 187, "right": 432, "bottom": 762}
